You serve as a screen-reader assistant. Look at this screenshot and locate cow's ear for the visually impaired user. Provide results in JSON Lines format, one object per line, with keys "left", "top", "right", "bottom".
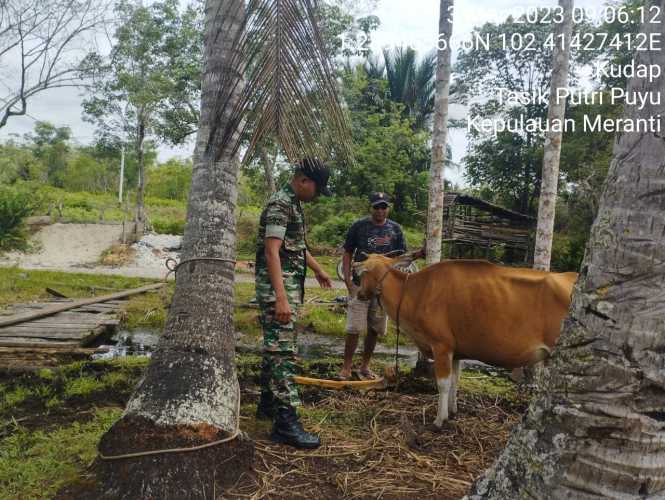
{"left": 392, "top": 251, "right": 416, "bottom": 269}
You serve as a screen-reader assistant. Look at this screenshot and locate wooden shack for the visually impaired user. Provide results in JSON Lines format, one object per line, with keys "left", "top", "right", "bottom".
{"left": 442, "top": 192, "right": 535, "bottom": 265}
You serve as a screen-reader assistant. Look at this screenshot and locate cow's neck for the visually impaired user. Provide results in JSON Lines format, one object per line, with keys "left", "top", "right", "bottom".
{"left": 376, "top": 267, "right": 407, "bottom": 321}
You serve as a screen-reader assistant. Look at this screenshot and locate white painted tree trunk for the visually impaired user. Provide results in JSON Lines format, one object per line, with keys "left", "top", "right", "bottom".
{"left": 533, "top": 0, "right": 574, "bottom": 271}
{"left": 118, "top": 144, "right": 125, "bottom": 203}
{"left": 425, "top": 0, "right": 453, "bottom": 266}
{"left": 135, "top": 111, "right": 146, "bottom": 236}
{"left": 467, "top": 5, "right": 665, "bottom": 497}
{"left": 95, "top": 1, "right": 252, "bottom": 497}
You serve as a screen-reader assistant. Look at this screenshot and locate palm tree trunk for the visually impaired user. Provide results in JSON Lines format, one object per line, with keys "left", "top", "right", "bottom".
{"left": 425, "top": 0, "right": 453, "bottom": 265}
{"left": 533, "top": 0, "right": 574, "bottom": 271}
{"left": 467, "top": 6, "right": 665, "bottom": 497}
{"left": 94, "top": 1, "right": 253, "bottom": 497}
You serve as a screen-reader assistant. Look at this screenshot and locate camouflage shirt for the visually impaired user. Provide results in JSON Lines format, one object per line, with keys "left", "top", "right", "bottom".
{"left": 255, "top": 183, "right": 307, "bottom": 304}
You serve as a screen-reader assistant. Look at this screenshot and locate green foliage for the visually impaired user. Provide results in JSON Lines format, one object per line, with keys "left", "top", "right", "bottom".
{"left": 0, "top": 267, "right": 154, "bottom": 310}
{"left": 2, "top": 386, "right": 32, "bottom": 412}
{"left": 309, "top": 213, "right": 357, "bottom": 251}
{"left": 24, "top": 122, "right": 72, "bottom": 188}
{"left": 63, "top": 376, "right": 105, "bottom": 399}
{"left": 0, "top": 408, "right": 121, "bottom": 499}
{"left": 381, "top": 46, "right": 436, "bottom": 130}
{"left": 82, "top": 0, "right": 203, "bottom": 148}
{"left": 331, "top": 65, "right": 431, "bottom": 224}
{"left": 146, "top": 158, "right": 192, "bottom": 201}
{"left": 62, "top": 153, "right": 116, "bottom": 193}
{"left": 0, "top": 185, "right": 36, "bottom": 251}
{"left": 317, "top": 0, "right": 380, "bottom": 58}
{"left": 236, "top": 212, "right": 259, "bottom": 255}
{"left": 590, "top": 0, "right": 646, "bottom": 90}
{"left": 0, "top": 141, "right": 46, "bottom": 184}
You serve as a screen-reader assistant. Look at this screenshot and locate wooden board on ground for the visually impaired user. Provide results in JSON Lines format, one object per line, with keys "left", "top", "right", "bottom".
{"left": 0, "top": 282, "right": 165, "bottom": 371}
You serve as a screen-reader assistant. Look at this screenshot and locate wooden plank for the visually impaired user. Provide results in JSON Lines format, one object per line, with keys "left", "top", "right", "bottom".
{"left": 0, "top": 324, "right": 103, "bottom": 332}
{"left": 0, "top": 338, "right": 81, "bottom": 347}
{"left": 28, "top": 317, "right": 119, "bottom": 327}
{"left": 0, "top": 283, "right": 165, "bottom": 328}
{"left": 0, "top": 330, "right": 103, "bottom": 340}
{"left": 0, "top": 334, "right": 103, "bottom": 347}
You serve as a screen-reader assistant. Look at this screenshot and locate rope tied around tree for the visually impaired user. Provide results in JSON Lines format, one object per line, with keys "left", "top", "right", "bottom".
{"left": 164, "top": 256, "right": 236, "bottom": 281}
{"left": 98, "top": 383, "right": 241, "bottom": 460}
{"left": 97, "top": 256, "right": 242, "bottom": 461}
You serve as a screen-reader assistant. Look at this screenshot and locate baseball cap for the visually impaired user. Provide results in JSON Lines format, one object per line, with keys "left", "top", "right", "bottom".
{"left": 369, "top": 192, "right": 390, "bottom": 207}
{"left": 297, "top": 158, "right": 332, "bottom": 196}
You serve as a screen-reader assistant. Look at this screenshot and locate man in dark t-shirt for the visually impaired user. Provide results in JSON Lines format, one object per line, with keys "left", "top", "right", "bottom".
{"left": 338, "top": 192, "right": 407, "bottom": 380}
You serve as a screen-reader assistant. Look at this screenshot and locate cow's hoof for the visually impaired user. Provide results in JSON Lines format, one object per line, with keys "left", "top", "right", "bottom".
{"left": 431, "top": 419, "right": 454, "bottom": 432}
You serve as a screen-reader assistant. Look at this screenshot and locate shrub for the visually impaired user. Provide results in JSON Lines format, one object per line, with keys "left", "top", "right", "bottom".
{"left": 151, "top": 217, "right": 186, "bottom": 235}
{"left": 236, "top": 212, "right": 259, "bottom": 255}
{"left": 309, "top": 213, "right": 357, "bottom": 253}
{"left": 0, "top": 186, "right": 36, "bottom": 251}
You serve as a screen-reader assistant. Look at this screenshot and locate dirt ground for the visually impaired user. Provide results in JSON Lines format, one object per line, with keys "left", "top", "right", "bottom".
{"left": 0, "top": 223, "right": 181, "bottom": 279}
{"left": 228, "top": 387, "right": 525, "bottom": 499}
{"left": 0, "top": 223, "right": 343, "bottom": 287}
{"left": 2, "top": 358, "right": 526, "bottom": 500}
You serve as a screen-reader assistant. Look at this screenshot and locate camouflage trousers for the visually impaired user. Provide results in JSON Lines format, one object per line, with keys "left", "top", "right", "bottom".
{"left": 258, "top": 298, "right": 301, "bottom": 409}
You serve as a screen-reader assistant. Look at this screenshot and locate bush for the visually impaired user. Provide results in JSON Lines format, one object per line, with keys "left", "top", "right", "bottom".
{"left": 151, "top": 217, "right": 186, "bottom": 235}
{"left": 309, "top": 213, "right": 357, "bottom": 253}
{"left": 236, "top": 212, "right": 259, "bottom": 255}
{"left": 0, "top": 186, "right": 36, "bottom": 251}
{"left": 146, "top": 159, "right": 192, "bottom": 201}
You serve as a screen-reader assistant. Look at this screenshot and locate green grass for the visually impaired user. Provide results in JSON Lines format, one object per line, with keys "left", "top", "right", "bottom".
{"left": 0, "top": 352, "right": 519, "bottom": 499}
{"left": 0, "top": 267, "right": 155, "bottom": 310}
{"left": 0, "top": 408, "right": 121, "bottom": 500}
{"left": 0, "top": 267, "right": 411, "bottom": 352}
{"left": 0, "top": 358, "right": 150, "bottom": 420}
{"left": 458, "top": 369, "right": 519, "bottom": 400}
{"left": 25, "top": 184, "right": 188, "bottom": 234}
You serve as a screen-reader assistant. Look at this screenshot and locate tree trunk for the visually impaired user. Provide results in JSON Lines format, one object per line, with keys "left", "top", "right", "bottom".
{"left": 425, "top": 0, "right": 453, "bottom": 265}
{"left": 93, "top": 1, "right": 253, "bottom": 498}
{"left": 467, "top": 6, "right": 665, "bottom": 497}
{"left": 135, "top": 112, "right": 146, "bottom": 238}
{"left": 259, "top": 145, "right": 276, "bottom": 194}
{"left": 533, "top": 0, "right": 574, "bottom": 271}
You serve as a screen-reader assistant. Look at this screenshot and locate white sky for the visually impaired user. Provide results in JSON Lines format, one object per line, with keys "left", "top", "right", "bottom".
{"left": 0, "top": 0, "right": 605, "bottom": 187}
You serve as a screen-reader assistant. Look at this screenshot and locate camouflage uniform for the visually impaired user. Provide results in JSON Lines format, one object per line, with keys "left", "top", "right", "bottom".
{"left": 255, "top": 183, "right": 307, "bottom": 409}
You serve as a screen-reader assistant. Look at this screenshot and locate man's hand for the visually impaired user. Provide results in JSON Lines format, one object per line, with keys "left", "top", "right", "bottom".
{"left": 315, "top": 270, "right": 333, "bottom": 288}
{"left": 275, "top": 296, "right": 292, "bottom": 324}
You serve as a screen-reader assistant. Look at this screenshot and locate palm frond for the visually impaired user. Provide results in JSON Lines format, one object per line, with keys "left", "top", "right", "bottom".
{"left": 207, "top": 0, "right": 353, "bottom": 166}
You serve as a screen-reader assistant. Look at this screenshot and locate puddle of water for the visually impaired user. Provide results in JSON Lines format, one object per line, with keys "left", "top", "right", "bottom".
{"left": 93, "top": 329, "right": 161, "bottom": 360}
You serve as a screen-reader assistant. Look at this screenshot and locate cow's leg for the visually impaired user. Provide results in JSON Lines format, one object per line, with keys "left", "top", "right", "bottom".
{"left": 448, "top": 359, "right": 461, "bottom": 416}
{"left": 432, "top": 348, "right": 453, "bottom": 427}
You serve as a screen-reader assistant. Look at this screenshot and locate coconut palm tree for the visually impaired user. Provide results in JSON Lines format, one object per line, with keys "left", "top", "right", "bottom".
{"left": 363, "top": 46, "right": 436, "bottom": 130}
{"left": 468, "top": 4, "right": 665, "bottom": 496}
{"left": 93, "top": 0, "right": 351, "bottom": 496}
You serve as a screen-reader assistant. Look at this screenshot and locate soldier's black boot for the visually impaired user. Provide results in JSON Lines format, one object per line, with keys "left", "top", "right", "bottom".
{"left": 256, "top": 390, "right": 276, "bottom": 420}
{"left": 270, "top": 406, "right": 321, "bottom": 449}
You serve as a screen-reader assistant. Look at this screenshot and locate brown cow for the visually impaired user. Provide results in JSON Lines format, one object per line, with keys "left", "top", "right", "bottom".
{"left": 354, "top": 254, "right": 577, "bottom": 427}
